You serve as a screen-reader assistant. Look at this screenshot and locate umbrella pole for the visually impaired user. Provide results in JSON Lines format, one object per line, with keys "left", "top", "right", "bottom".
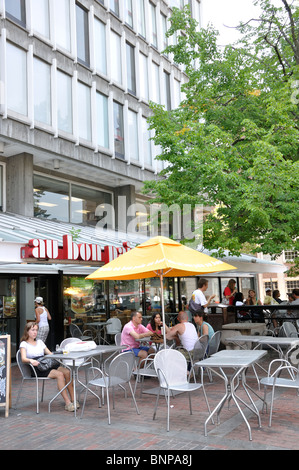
{"left": 159, "top": 270, "right": 167, "bottom": 349}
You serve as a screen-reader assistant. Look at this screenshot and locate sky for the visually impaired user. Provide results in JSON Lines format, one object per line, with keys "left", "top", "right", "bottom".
{"left": 201, "top": 0, "right": 262, "bottom": 45}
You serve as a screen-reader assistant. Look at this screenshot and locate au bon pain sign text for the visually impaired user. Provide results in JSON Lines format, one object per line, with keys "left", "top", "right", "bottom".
{"left": 20, "top": 235, "right": 131, "bottom": 264}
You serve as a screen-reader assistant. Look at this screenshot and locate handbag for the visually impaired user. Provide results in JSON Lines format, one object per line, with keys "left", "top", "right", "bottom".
{"left": 35, "top": 356, "right": 60, "bottom": 372}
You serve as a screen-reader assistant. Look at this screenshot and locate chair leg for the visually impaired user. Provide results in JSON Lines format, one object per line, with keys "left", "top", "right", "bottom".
{"left": 128, "top": 381, "right": 140, "bottom": 415}
{"left": 106, "top": 388, "right": 111, "bottom": 425}
{"left": 35, "top": 378, "right": 40, "bottom": 414}
{"left": 153, "top": 386, "right": 161, "bottom": 420}
{"left": 188, "top": 392, "right": 192, "bottom": 415}
{"left": 167, "top": 389, "right": 170, "bottom": 432}
{"left": 41, "top": 380, "right": 45, "bottom": 402}
{"left": 269, "top": 386, "right": 276, "bottom": 427}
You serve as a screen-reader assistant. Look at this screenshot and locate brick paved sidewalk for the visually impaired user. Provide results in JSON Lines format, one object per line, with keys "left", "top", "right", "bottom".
{"left": 1, "top": 351, "right": 299, "bottom": 452}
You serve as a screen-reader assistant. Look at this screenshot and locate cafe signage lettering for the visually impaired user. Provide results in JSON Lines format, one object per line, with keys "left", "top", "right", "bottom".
{"left": 20, "top": 235, "right": 131, "bottom": 264}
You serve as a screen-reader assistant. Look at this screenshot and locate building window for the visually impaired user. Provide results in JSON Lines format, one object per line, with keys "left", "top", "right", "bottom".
{"left": 126, "top": 42, "right": 136, "bottom": 95}
{"left": 264, "top": 282, "right": 278, "bottom": 291}
{"left": 33, "top": 58, "right": 51, "bottom": 125}
{"left": 96, "top": 92, "right": 109, "bottom": 149}
{"left": 284, "top": 251, "right": 298, "bottom": 262}
{"left": 137, "top": 0, "right": 146, "bottom": 38}
{"left": 31, "top": 0, "right": 50, "bottom": 38}
{"left": 151, "top": 62, "right": 160, "bottom": 104}
{"left": 150, "top": 3, "right": 158, "bottom": 48}
{"left": 57, "top": 70, "right": 73, "bottom": 134}
{"left": 161, "top": 14, "right": 169, "bottom": 53}
{"left": 5, "top": 0, "right": 26, "bottom": 27}
{"left": 139, "top": 53, "right": 149, "bottom": 101}
{"left": 110, "top": 31, "right": 122, "bottom": 84}
{"left": 128, "top": 110, "right": 139, "bottom": 161}
{"left": 7, "top": 43, "right": 27, "bottom": 116}
{"left": 77, "top": 82, "right": 91, "bottom": 141}
{"left": 286, "top": 280, "right": 299, "bottom": 291}
{"left": 54, "top": 0, "right": 71, "bottom": 52}
{"left": 164, "top": 71, "right": 171, "bottom": 110}
{"left": 94, "top": 17, "right": 107, "bottom": 76}
{"left": 34, "top": 175, "right": 70, "bottom": 222}
{"left": 113, "top": 101, "right": 124, "bottom": 158}
{"left": 110, "top": 0, "right": 119, "bottom": 16}
{"left": 70, "top": 184, "right": 112, "bottom": 226}
{"left": 33, "top": 175, "right": 113, "bottom": 225}
{"left": 76, "top": 3, "right": 90, "bottom": 66}
{"left": 125, "top": 0, "right": 133, "bottom": 28}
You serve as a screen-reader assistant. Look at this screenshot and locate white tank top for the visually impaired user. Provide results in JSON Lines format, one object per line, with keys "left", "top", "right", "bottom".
{"left": 37, "top": 307, "right": 48, "bottom": 328}
{"left": 178, "top": 322, "right": 198, "bottom": 351}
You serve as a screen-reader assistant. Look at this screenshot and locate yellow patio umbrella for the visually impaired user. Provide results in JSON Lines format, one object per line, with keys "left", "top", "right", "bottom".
{"left": 87, "top": 236, "right": 236, "bottom": 347}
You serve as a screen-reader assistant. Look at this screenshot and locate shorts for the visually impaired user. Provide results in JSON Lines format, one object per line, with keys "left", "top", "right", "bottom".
{"left": 125, "top": 346, "right": 150, "bottom": 357}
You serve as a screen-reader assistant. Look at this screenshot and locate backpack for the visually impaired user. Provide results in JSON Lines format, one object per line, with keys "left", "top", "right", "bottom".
{"left": 188, "top": 297, "right": 204, "bottom": 315}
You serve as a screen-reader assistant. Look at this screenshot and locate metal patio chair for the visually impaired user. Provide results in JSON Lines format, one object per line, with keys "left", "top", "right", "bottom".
{"left": 15, "top": 350, "right": 51, "bottom": 414}
{"left": 79, "top": 351, "right": 140, "bottom": 424}
{"left": 260, "top": 359, "right": 299, "bottom": 426}
{"left": 153, "top": 349, "right": 211, "bottom": 432}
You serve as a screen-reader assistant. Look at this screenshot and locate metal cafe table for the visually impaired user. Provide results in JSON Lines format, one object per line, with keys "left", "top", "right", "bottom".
{"left": 49, "top": 344, "right": 123, "bottom": 417}
{"left": 194, "top": 349, "right": 267, "bottom": 441}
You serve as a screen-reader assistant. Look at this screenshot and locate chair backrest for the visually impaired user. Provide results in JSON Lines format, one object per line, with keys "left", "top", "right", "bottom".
{"left": 106, "top": 317, "right": 122, "bottom": 334}
{"left": 16, "top": 350, "right": 32, "bottom": 379}
{"left": 108, "top": 351, "right": 135, "bottom": 384}
{"left": 114, "top": 332, "right": 122, "bottom": 346}
{"left": 207, "top": 331, "right": 221, "bottom": 356}
{"left": 60, "top": 337, "right": 80, "bottom": 349}
{"left": 154, "top": 349, "right": 187, "bottom": 388}
{"left": 69, "top": 323, "right": 82, "bottom": 338}
{"left": 192, "top": 335, "right": 209, "bottom": 362}
{"left": 282, "top": 322, "right": 298, "bottom": 338}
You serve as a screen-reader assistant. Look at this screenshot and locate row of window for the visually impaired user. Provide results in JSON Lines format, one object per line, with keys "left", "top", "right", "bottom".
{"left": 4, "top": 1, "right": 198, "bottom": 56}
{"left": 3, "top": 0, "right": 184, "bottom": 108}
{"left": 2, "top": 40, "right": 165, "bottom": 165}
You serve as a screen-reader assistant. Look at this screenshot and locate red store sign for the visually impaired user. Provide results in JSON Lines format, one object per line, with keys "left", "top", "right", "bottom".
{"left": 20, "top": 235, "right": 131, "bottom": 264}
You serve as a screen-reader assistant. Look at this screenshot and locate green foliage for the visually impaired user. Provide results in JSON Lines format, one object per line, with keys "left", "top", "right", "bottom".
{"left": 144, "top": 1, "right": 299, "bottom": 261}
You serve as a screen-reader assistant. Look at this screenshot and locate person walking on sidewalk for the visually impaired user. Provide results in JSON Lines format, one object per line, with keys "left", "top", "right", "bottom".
{"left": 35, "top": 297, "right": 51, "bottom": 343}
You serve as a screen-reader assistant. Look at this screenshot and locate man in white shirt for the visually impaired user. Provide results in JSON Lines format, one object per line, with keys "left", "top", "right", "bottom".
{"left": 191, "top": 278, "right": 215, "bottom": 313}
{"left": 166, "top": 311, "right": 198, "bottom": 352}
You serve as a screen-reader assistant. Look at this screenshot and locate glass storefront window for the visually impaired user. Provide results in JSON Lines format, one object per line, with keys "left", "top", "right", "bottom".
{"left": 109, "top": 279, "right": 144, "bottom": 327}
{"left": 33, "top": 174, "right": 69, "bottom": 222}
{"left": 63, "top": 277, "right": 106, "bottom": 332}
{"left": 70, "top": 184, "right": 112, "bottom": 226}
{"left": 0, "top": 278, "right": 17, "bottom": 359}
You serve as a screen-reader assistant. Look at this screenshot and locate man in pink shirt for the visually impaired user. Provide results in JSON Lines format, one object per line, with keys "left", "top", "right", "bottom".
{"left": 121, "top": 311, "right": 155, "bottom": 362}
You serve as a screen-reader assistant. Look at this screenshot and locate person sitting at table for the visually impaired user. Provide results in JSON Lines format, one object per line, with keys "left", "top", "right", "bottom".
{"left": 233, "top": 292, "right": 251, "bottom": 321}
{"left": 192, "top": 309, "right": 215, "bottom": 339}
{"left": 264, "top": 288, "right": 279, "bottom": 306}
{"left": 121, "top": 311, "right": 155, "bottom": 364}
{"left": 272, "top": 290, "right": 283, "bottom": 304}
{"left": 146, "top": 312, "right": 170, "bottom": 350}
{"left": 20, "top": 322, "right": 76, "bottom": 412}
{"left": 166, "top": 311, "right": 198, "bottom": 360}
{"left": 245, "top": 289, "right": 263, "bottom": 322}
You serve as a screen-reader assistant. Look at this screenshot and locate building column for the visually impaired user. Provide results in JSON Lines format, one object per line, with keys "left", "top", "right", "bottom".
{"left": 6, "top": 153, "right": 34, "bottom": 217}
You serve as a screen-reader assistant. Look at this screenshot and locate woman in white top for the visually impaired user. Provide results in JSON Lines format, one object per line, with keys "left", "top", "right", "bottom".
{"left": 35, "top": 296, "right": 51, "bottom": 343}
{"left": 20, "top": 322, "right": 76, "bottom": 412}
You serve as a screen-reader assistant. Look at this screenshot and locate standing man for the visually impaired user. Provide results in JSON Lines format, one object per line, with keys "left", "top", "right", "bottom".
{"left": 121, "top": 311, "right": 155, "bottom": 364}
{"left": 191, "top": 278, "right": 215, "bottom": 313}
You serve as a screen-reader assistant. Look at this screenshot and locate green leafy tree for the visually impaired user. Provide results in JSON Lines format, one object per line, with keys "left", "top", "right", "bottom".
{"left": 144, "top": 1, "right": 299, "bottom": 272}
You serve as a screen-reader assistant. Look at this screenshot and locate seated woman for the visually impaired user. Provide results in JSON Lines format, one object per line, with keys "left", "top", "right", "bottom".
{"left": 233, "top": 292, "right": 251, "bottom": 321}
{"left": 146, "top": 312, "right": 170, "bottom": 349}
{"left": 20, "top": 322, "right": 76, "bottom": 412}
{"left": 192, "top": 309, "right": 215, "bottom": 339}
